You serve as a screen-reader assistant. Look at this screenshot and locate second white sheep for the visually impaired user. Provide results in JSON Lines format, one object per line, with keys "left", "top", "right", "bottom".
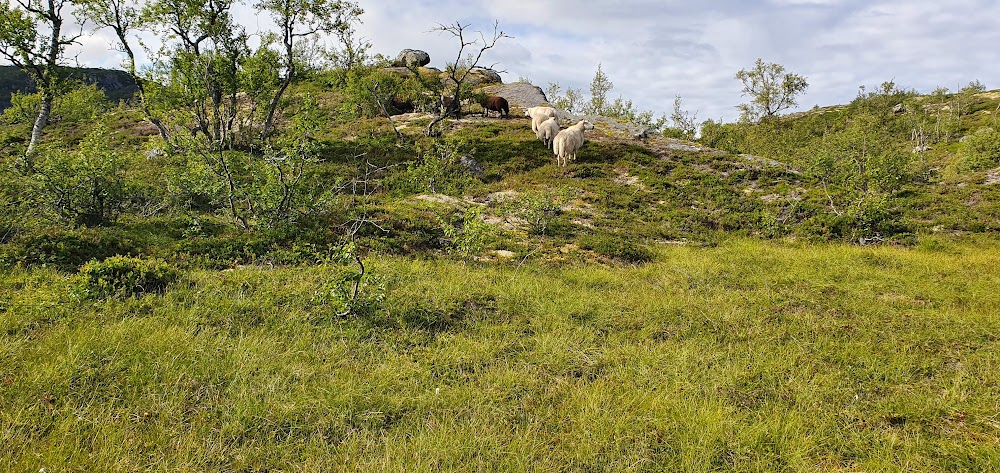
{"left": 525, "top": 106, "right": 558, "bottom": 133}
{"left": 536, "top": 116, "right": 560, "bottom": 149}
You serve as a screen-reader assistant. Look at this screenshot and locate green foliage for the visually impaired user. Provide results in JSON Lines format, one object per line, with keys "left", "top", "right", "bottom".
{"left": 1, "top": 83, "right": 108, "bottom": 125}
{"left": 33, "top": 123, "right": 132, "bottom": 226}
{"left": 812, "top": 111, "right": 911, "bottom": 195}
{"left": 439, "top": 206, "right": 494, "bottom": 259}
{"left": 312, "top": 242, "right": 384, "bottom": 317}
{"left": 239, "top": 40, "right": 282, "bottom": 110}
{"left": 0, "top": 2, "right": 39, "bottom": 64}
{"left": 75, "top": 255, "right": 178, "bottom": 298}
{"left": 0, "top": 227, "right": 135, "bottom": 270}
{"left": 579, "top": 234, "right": 655, "bottom": 263}
{"left": 140, "top": 0, "right": 274, "bottom": 150}
{"left": 583, "top": 63, "right": 613, "bottom": 116}
{"left": 52, "top": 82, "right": 108, "bottom": 122}
{"left": 833, "top": 192, "right": 904, "bottom": 241}
{"left": 697, "top": 119, "right": 745, "bottom": 153}
{"left": 958, "top": 127, "right": 1000, "bottom": 171}
{"left": 735, "top": 58, "right": 809, "bottom": 122}
{"left": 0, "top": 90, "right": 40, "bottom": 124}
{"left": 391, "top": 139, "right": 477, "bottom": 195}
{"left": 340, "top": 66, "right": 421, "bottom": 118}
{"left": 501, "top": 187, "right": 572, "bottom": 236}
{"left": 165, "top": 95, "right": 328, "bottom": 230}
{"left": 668, "top": 95, "right": 698, "bottom": 140}
{"left": 604, "top": 96, "right": 667, "bottom": 131}
{"left": 566, "top": 64, "right": 665, "bottom": 130}
{"left": 0, "top": 159, "right": 41, "bottom": 235}
{"left": 254, "top": 94, "right": 326, "bottom": 227}
{"left": 165, "top": 158, "right": 225, "bottom": 211}
{"left": 545, "top": 82, "right": 582, "bottom": 113}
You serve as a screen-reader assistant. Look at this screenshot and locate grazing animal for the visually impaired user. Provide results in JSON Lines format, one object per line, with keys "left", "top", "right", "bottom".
{"left": 390, "top": 97, "right": 414, "bottom": 114}
{"left": 441, "top": 95, "right": 457, "bottom": 115}
{"left": 481, "top": 96, "right": 510, "bottom": 118}
{"left": 536, "top": 116, "right": 560, "bottom": 149}
{"left": 552, "top": 120, "right": 594, "bottom": 166}
{"left": 525, "top": 106, "right": 558, "bottom": 133}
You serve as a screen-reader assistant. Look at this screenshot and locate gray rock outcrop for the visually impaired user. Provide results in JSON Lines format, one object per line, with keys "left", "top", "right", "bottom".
{"left": 459, "top": 156, "right": 484, "bottom": 177}
{"left": 392, "top": 49, "right": 431, "bottom": 68}
{"left": 480, "top": 82, "right": 548, "bottom": 111}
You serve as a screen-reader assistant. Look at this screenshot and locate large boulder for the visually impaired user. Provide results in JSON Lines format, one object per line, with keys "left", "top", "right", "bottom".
{"left": 392, "top": 49, "right": 431, "bottom": 68}
{"left": 467, "top": 67, "right": 502, "bottom": 86}
{"left": 480, "top": 82, "right": 549, "bottom": 111}
{"left": 440, "top": 67, "right": 503, "bottom": 88}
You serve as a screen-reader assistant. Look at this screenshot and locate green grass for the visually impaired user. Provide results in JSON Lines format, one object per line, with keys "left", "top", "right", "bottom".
{"left": 3, "top": 238, "right": 1000, "bottom": 471}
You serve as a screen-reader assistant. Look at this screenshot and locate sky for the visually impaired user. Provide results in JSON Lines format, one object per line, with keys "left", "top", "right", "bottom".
{"left": 64, "top": 0, "right": 1000, "bottom": 123}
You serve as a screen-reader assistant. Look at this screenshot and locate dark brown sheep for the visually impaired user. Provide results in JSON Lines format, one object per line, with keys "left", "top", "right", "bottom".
{"left": 390, "top": 97, "right": 414, "bottom": 114}
{"left": 481, "top": 96, "right": 509, "bottom": 118}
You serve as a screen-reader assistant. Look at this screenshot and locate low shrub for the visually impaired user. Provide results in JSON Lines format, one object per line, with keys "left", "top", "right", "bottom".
{"left": 0, "top": 228, "right": 135, "bottom": 271}
{"left": 579, "top": 235, "right": 655, "bottom": 264}
{"left": 76, "top": 256, "right": 178, "bottom": 299}
{"left": 959, "top": 127, "right": 1000, "bottom": 172}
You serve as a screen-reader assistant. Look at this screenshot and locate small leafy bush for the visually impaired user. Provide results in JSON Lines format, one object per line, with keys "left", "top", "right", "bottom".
{"left": 500, "top": 188, "right": 573, "bottom": 236}
{"left": 580, "top": 235, "right": 655, "bottom": 264}
{"left": 0, "top": 91, "right": 41, "bottom": 125}
{"left": 833, "top": 193, "right": 908, "bottom": 242}
{"left": 0, "top": 84, "right": 108, "bottom": 125}
{"left": 52, "top": 83, "right": 109, "bottom": 122}
{"left": 439, "top": 206, "right": 495, "bottom": 259}
{"left": 34, "top": 123, "right": 132, "bottom": 226}
{"left": 387, "top": 140, "right": 478, "bottom": 196}
{"left": 312, "top": 243, "right": 385, "bottom": 318}
{"left": 76, "top": 256, "right": 178, "bottom": 299}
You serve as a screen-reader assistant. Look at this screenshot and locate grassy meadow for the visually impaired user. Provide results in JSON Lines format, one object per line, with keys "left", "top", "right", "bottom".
{"left": 3, "top": 238, "right": 1000, "bottom": 471}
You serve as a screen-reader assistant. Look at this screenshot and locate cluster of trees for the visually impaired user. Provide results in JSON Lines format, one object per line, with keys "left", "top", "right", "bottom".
{"left": 542, "top": 59, "right": 806, "bottom": 141}
{"left": 0, "top": 1, "right": 529, "bottom": 297}
{"left": 0, "top": 0, "right": 366, "bottom": 156}
{"left": 0, "top": 0, "right": 375, "bottom": 234}
{"left": 545, "top": 64, "right": 668, "bottom": 133}
{"left": 705, "top": 59, "right": 997, "bottom": 239}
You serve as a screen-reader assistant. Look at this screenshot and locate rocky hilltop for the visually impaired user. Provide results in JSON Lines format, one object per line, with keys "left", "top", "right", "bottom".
{"left": 0, "top": 66, "right": 137, "bottom": 109}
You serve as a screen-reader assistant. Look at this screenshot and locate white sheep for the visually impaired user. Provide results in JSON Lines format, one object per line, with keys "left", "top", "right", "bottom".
{"left": 525, "top": 106, "right": 558, "bottom": 134}
{"left": 536, "top": 116, "right": 560, "bottom": 149}
{"left": 552, "top": 120, "right": 594, "bottom": 166}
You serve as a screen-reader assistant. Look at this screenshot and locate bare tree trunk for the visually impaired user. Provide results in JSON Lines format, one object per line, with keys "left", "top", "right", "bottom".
{"left": 26, "top": 92, "right": 53, "bottom": 158}
{"left": 426, "top": 90, "right": 462, "bottom": 136}
{"left": 370, "top": 83, "right": 402, "bottom": 139}
{"left": 262, "top": 19, "right": 295, "bottom": 139}
{"left": 122, "top": 43, "right": 170, "bottom": 144}
{"left": 24, "top": 0, "right": 68, "bottom": 160}
{"left": 262, "top": 80, "right": 290, "bottom": 138}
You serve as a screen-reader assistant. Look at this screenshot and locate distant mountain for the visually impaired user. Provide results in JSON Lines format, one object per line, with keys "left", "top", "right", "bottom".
{"left": 0, "top": 66, "right": 138, "bottom": 109}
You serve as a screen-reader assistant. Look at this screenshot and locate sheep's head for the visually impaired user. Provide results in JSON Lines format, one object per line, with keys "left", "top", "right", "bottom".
{"left": 580, "top": 120, "right": 594, "bottom": 131}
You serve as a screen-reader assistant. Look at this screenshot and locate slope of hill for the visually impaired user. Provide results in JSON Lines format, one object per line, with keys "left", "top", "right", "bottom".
{"left": 2, "top": 79, "right": 998, "bottom": 269}
{"left": 2, "top": 72, "right": 1000, "bottom": 471}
